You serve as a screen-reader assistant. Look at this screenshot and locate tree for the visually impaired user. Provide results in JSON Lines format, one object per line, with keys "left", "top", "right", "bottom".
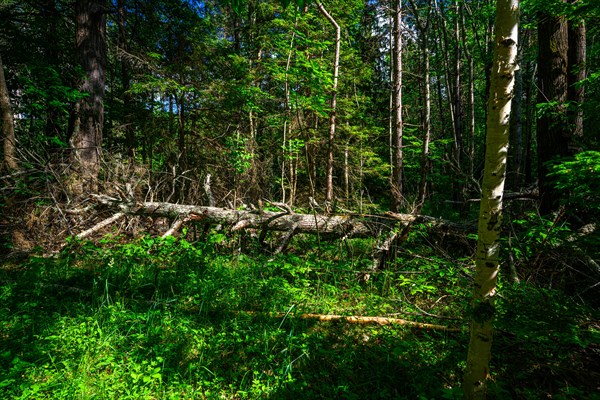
{"left": 391, "top": 0, "right": 403, "bottom": 211}
{"left": 567, "top": 10, "right": 586, "bottom": 139}
{"left": 407, "top": 0, "right": 432, "bottom": 212}
{"left": 316, "top": 2, "right": 341, "bottom": 208}
{"left": 536, "top": 2, "right": 569, "bottom": 214}
{"left": 70, "top": 0, "right": 107, "bottom": 194}
{"left": 0, "top": 52, "right": 17, "bottom": 171}
{"left": 463, "top": 0, "right": 519, "bottom": 398}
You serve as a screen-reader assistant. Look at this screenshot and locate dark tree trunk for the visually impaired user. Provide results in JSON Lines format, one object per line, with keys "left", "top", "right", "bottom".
{"left": 523, "top": 61, "right": 536, "bottom": 186}
{"left": 536, "top": 11, "right": 569, "bottom": 214}
{"left": 70, "top": 0, "right": 106, "bottom": 195}
{"left": 0, "top": 53, "right": 17, "bottom": 171}
{"left": 567, "top": 17, "right": 586, "bottom": 141}
{"left": 42, "top": 0, "right": 62, "bottom": 143}
{"left": 117, "top": 0, "right": 135, "bottom": 158}
{"left": 508, "top": 27, "right": 526, "bottom": 191}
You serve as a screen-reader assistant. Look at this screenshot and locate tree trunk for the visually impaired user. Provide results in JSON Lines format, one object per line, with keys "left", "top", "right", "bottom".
{"left": 0, "top": 53, "right": 17, "bottom": 171}
{"left": 463, "top": 0, "right": 518, "bottom": 398}
{"left": 453, "top": 4, "right": 463, "bottom": 170}
{"left": 407, "top": 0, "right": 431, "bottom": 212}
{"left": 417, "top": 41, "right": 431, "bottom": 211}
{"left": 282, "top": 26, "right": 297, "bottom": 205}
{"left": 567, "top": 16, "right": 586, "bottom": 141}
{"left": 523, "top": 62, "right": 536, "bottom": 185}
{"left": 42, "top": 0, "right": 62, "bottom": 142}
{"left": 508, "top": 27, "right": 524, "bottom": 191}
{"left": 536, "top": 8, "right": 569, "bottom": 214}
{"left": 391, "top": 0, "right": 403, "bottom": 212}
{"left": 460, "top": 3, "right": 476, "bottom": 187}
{"left": 70, "top": 0, "right": 106, "bottom": 195}
{"left": 316, "top": 2, "right": 341, "bottom": 207}
{"left": 117, "top": 0, "right": 135, "bottom": 158}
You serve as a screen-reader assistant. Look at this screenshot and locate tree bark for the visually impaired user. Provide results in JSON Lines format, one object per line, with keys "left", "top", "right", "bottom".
{"left": 407, "top": 0, "right": 432, "bottom": 212}
{"left": 117, "top": 0, "right": 135, "bottom": 158}
{"left": 523, "top": 62, "right": 536, "bottom": 185}
{"left": 391, "top": 0, "right": 403, "bottom": 212}
{"left": 460, "top": 4, "right": 477, "bottom": 186}
{"left": 70, "top": 0, "right": 106, "bottom": 195}
{"left": 0, "top": 53, "right": 17, "bottom": 171}
{"left": 508, "top": 26, "right": 524, "bottom": 190}
{"left": 567, "top": 16, "right": 586, "bottom": 141}
{"left": 453, "top": 4, "right": 463, "bottom": 170}
{"left": 463, "top": 0, "right": 518, "bottom": 398}
{"left": 316, "top": 2, "right": 341, "bottom": 207}
{"left": 536, "top": 7, "right": 569, "bottom": 214}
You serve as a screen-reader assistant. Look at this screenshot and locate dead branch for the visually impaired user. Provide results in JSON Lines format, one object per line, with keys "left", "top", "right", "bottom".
{"left": 242, "top": 311, "right": 462, "bottom": 332}
{"left": 76, "top": 212, "right": 126, "bottom": 240}
{"left": 162, "top": 216, "right": 191, "bottom": 238}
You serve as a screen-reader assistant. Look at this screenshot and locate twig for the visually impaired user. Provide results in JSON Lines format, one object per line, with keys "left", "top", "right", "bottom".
{"left": 386, "top": 311, "right": 460, "bottom": 321}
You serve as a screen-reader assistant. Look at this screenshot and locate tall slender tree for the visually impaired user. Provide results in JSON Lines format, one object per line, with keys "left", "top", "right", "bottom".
{"left": 463, "top": 0, "right": 519, "bottom": 398}
{"left": 567, "top": 13, "right": 586, "bottom": 139}
{"left": 407, "top": 0, "right": 432, "bottom": 211}
{"left": 316, "top": 2, "right": 341, "bottom": 207}
{"left": 391, "top": 0, "right": 404, "bottom": 211}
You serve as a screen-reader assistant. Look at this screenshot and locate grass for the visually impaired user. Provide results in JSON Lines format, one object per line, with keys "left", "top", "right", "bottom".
{"left": 0, "top": 229, "right": 598, "bottom": 399}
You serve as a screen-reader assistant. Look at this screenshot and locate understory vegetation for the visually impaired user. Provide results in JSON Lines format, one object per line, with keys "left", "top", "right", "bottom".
{"left": 1, "top": 222, "right": 598, "bottom": 399}
{"left": 1, "top": 0, "right": 600, "bottom": 397}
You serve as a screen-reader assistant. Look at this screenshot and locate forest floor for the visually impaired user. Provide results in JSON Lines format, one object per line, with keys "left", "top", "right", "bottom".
{"left": 0, "top": 230, "right": 598, "bottom": 399}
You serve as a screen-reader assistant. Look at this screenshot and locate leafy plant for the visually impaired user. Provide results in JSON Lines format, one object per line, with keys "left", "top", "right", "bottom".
{"left": 548, "top": 151, "right": 600, "bottom": 212}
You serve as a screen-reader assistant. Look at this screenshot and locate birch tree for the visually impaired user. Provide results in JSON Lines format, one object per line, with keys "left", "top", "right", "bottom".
{"left": 463, "top": 0, "right": 519, "bottom": 398}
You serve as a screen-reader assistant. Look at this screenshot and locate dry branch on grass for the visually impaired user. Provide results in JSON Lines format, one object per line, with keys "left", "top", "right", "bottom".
{"left": 241, "top": 311, "right": 462, "bottom": 332}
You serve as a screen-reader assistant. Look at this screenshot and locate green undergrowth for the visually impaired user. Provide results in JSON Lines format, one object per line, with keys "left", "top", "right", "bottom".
{"left": 0, "top": 230, "right": 597, "bottom": 399}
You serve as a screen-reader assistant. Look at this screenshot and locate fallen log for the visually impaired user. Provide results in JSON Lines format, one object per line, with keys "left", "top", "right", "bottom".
{"left": 90, "top": 195, "right": 472, "bottom": 241}
{"left": 92, "top": 194, "right": 392, "bottom": 239}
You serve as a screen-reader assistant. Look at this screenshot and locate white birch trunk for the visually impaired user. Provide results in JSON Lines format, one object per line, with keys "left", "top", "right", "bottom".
{"left": 463, "top": 0, "right": 519, "bottom": 398}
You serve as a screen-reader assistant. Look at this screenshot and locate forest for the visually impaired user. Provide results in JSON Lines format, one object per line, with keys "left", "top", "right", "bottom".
{"left": 0, "top": 0, "right": 599, "bottom": 398}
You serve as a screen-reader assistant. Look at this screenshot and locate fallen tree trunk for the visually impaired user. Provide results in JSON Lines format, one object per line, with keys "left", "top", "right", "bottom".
{"left": 90, "top": 195, "right": 472, "bottom": 241}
